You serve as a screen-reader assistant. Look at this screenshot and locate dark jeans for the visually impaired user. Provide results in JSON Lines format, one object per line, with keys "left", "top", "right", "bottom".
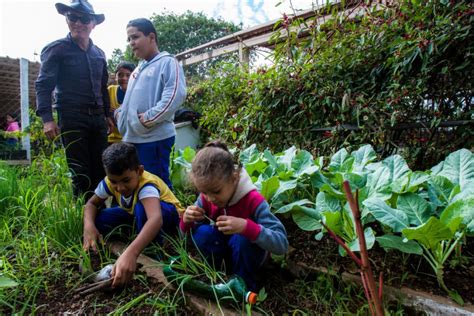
{"left": 192, "top": 224, "right": 267, "bottom": 291}
{"left": 95, "top": 200, "right": 180, "bottom": 245}
{"left": 133, "top": 136, "right": 175, "bottom": 189}
{"left": 58, "top": 110, "right": 108, "bottom": 198}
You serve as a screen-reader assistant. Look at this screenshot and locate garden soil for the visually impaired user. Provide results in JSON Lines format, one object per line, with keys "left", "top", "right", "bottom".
{"left": 282, "top": 218, "right": 474, "bottom": 305}
{"left": 11, "top": 219, "right": 473, "bottom": 314}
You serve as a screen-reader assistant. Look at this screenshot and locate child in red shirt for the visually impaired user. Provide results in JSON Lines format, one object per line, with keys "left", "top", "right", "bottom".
{"left": 180, "top": 140, "right": 288, "bottom": 291}
{"left": 4, "top": 114, "right": 20, "bottom": 146}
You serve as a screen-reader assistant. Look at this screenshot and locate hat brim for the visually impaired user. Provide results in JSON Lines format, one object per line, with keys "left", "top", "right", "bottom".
{"left": 55, "top": 3, "right": 105, "bottom": 24}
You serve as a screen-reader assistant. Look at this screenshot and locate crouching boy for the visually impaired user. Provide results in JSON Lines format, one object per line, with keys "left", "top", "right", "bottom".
{"left": 83, "top": 142, "right": 183, "bottom": 287}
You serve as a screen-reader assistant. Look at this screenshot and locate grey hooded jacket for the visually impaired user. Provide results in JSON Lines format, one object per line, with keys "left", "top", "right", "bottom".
{"left": 116, "top": 51, "right": 186, "bottom": 143}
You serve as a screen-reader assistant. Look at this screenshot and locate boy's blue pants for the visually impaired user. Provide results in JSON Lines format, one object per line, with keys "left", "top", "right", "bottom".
{"left": 133, "top": 136, "right": 175, "bottom": 189}
{"left": 95, "top": 200, "right": 179, "bottom": 245}
{"left": 192, "top": 224, "right": 267, "bottom": 291}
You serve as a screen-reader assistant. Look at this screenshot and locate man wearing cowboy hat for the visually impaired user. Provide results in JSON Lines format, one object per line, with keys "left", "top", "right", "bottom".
{"left": 35, "top": 0, "right": 114, "bottom": 198}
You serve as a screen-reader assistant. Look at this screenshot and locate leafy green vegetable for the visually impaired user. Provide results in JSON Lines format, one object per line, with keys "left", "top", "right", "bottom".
{"left": 376, "top": 235, "right": 423, "bottom": 255}
{"left": 402, "top": 217, "right": 454, "bottom": 250}
{"left": 363, "top": 198, "right": 409, "bottom": 233}
{"left": 397, "top": 193, "right": 431, "bottom": 226}
{"left": 433, "top": 149, "right": 474, "bottom": 190}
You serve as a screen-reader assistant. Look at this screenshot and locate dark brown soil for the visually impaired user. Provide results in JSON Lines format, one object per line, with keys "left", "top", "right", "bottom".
{"left": 256, "top": 260, "right": 369, "bottom": 314}
{"left": 282, "top": 217, "right": 474, "bottom": 305}
{"left": 4, "top": 218, "right": 472, "bottom": 314}
{"left": 16, "top": 255, "right": 196, "bottom": 315}
{"left": 33, "top": 273, "right": 192, "bottom": 315}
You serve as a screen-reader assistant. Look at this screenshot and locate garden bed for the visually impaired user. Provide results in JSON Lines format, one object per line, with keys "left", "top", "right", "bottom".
{"left": 12, "top": 242, "right": 256, "bottom": 315}
{"left": 6, "top": 239, "right": 362, "bottom": 314}
{"left": 33, "top": 269, "right": 180, "bottom": 314}
{"left": 282, "top": 217, "right": 474, "bottom": 311}
{"left": 2, "top": 142, "right": 472, "bottom": 314}
{"left": 14, "top": 254, "right": 193, "bottom": 315}
{"left": 7, "top": 223, "right": 472, "bottom": 315}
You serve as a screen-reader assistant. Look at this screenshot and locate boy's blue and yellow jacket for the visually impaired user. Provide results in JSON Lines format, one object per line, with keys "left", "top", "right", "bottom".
{"left": 102, "top": 171, "right": 184, "bottom": 215}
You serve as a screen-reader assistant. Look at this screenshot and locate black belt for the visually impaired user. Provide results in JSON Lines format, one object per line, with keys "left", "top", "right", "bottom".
{"left": 79, "top": 107, "right": 104, "bottom": 115}
{"left": 57, "top": 107, "right": 104, "bottom": 115}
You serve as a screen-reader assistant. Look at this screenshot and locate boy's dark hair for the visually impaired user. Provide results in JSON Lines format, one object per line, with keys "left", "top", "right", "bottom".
{"left": 127, "top": 18, "right": 158, "bottom": 45}
{"left": 115, "top": 61, "right": 136, "bottom": 73}
{"left": 102, "top": 142, "right": 140, "bottom": 175}
{"left": 190, "top": 140, "right": 236, "bottom": 183}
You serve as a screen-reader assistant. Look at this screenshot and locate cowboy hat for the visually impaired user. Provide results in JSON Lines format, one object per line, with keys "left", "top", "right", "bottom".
{"left": 55, "top": 0, "right": 105, "bottom": 24}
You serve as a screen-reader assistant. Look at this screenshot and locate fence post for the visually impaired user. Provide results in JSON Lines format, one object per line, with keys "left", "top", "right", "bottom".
{"left": 20, "top": 58, "right": 31, "bottom": 162}
{"left": 239, "top": 42, "right": 250, "bottom": 70}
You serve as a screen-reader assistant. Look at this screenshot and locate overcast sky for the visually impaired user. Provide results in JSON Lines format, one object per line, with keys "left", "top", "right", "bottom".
{"left": 0, "top": 0, "right": 318, "bottom": 61}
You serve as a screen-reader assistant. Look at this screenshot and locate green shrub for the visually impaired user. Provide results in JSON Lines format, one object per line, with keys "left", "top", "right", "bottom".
{"left": 185, "top": 0, "right": 473, "bottom": 169}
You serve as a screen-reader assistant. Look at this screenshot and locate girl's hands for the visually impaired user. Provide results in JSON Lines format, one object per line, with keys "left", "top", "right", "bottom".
{"left": 183, "top": 205, "right": 205, "bottom": 224}
{"left": 216, "top": 215, "right": 246, "bottom": 235}
{"left": 183, "top": 207, "right": 247, "bottom": 234}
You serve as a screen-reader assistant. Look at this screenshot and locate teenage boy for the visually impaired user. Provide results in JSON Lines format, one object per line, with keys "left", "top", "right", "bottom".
{"left": 115, "top": 18, "right": 187, "bottom": 189}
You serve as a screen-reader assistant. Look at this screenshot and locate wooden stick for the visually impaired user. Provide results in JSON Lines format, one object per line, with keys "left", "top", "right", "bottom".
{"left": 320, "top": 221, "right": 363, "bottom": 266}
{"left": 360, "top": 271, "right": 375, "bottom": 316}
{"left": 74, "top": 279, "right": 113, "bottom": 295}
{"left": 379, "top": 272, "right": 383, "bottom": 301}
{"left": 342, "top": 181, "right": 384, "bottom": 316}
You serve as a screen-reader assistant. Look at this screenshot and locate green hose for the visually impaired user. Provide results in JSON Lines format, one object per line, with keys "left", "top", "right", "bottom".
{"left": 163, "top": 258, "right": 257, "bottom": 304}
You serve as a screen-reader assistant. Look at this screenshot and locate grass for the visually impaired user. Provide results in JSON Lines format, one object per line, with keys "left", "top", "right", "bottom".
{"left": 0, "top": 149, "right": 85, "bottom": 313}
{"left": 255, "top": 265, "right": 371, "bottom": 315}
{"left": 0, "top": 150, "right": 217, "bottom": 314}
{"left": 0, "top": 149, "right": 394, "bottom": 314}
{"left": 158, "top": 234, "right": 236, "bottom": 314}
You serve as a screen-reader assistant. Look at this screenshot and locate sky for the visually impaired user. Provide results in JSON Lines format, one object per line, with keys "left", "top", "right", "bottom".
{"left": 0, "top": 0, "right": 319, "bottom": 62}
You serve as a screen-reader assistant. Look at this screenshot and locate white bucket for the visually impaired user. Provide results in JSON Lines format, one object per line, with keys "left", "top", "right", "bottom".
{"left": 175, "top": 121, "right": 200, "bottom": 150}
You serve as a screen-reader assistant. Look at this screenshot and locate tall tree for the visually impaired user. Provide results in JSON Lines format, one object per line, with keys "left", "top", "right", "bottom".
{"left": 107, "top": 48, "right": 137, "bottom": 73}
{"left": 151, "top": 10, "right": 241, "bottom": 54}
